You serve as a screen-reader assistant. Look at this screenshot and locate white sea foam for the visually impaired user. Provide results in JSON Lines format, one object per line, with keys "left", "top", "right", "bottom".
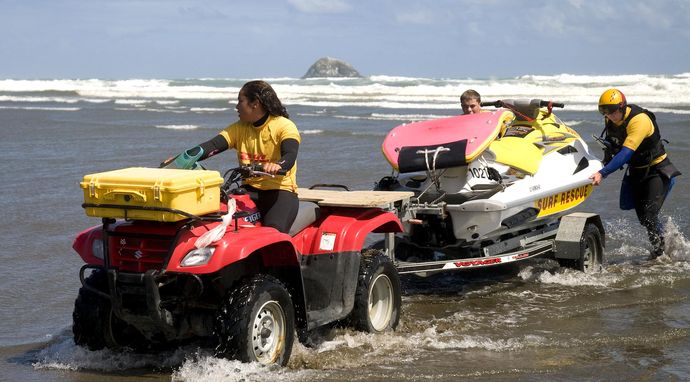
{"left": 114, "top": 99, "right": 149, "bottom": 105}
{"left": 304, "top": 327, "right": 546, "bottom": 354}
{"left": 1, "top": 74, "right": 690, "bottom": 111}
{"left": 518, "top": 265, "right": 618, "bottom": 287}
{"left": 663, "top": 217, "right": 690, "bottom": 261}
{"left": 332, "top": 112, "right": 450, "bottom": 121}
{"left": 0, "top": 106, "right": 81, "bottom": 111}
{"left": 301, "top": 129, "right": 323, "bottom": 134}
{"left": 115, "top": 107, "right": 187, "bottom": 113}
{"left": 190, "top": 107, "right": 230, "bottom": 113}
{"left": 32, "top": 337, "right": 187, "bottom": 372}
{"left": 172, "top": 355, "right": 317, "bottom": 382}
{"left": 0, "top": 95, "right": 80, "bottom": 103}
{"left": 155, "top": 124, "right": 200, "bottom": 130}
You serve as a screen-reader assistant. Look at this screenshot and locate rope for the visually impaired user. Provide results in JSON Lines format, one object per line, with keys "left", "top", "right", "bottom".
{"left": 413, "top": 146, "right": 449, "bottom": 201}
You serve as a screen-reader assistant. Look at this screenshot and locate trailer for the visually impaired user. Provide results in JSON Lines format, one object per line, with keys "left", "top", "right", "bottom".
{"left": 298, "top": 188, "right": 605, "bottom": 277}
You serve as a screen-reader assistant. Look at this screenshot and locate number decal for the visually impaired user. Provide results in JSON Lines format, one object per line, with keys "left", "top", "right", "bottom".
{"left": 469, "top": 167, "right": 488, "bottom": 179}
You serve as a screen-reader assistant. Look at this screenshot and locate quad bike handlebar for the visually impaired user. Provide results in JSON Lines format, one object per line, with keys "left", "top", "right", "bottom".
{"left": 225, "top": 164, "right": 287, "bottom": 179}
{"left": 221, "top": 164, "right": 287, "bottom": 198}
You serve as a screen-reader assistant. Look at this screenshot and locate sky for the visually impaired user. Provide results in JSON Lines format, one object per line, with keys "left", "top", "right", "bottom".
{"left": 1, "top": 0, "right": 689, "bottom": 79}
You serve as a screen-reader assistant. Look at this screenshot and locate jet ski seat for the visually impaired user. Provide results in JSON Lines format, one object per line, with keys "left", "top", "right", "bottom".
{"left": 501, "top": 99, "right": 542, "bottom": 122}
{"left": 416, "top": 183, "right": 504, "bottom": 205}
{"left": 487, "top": 137, "right": 543, "bottom": 175}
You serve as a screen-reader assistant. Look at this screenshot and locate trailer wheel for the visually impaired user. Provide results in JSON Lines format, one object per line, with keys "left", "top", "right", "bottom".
{"left": 559, "top": 223, "right": 604, "bottom": 273}
{"left": 214, "top": 274, "right": 295, "bottom": 366}
{"left": 350, "top": 249, "right": 402, "bottom": 332}
{"left": 72, "top": 271, "right": 146, "bottom": 351}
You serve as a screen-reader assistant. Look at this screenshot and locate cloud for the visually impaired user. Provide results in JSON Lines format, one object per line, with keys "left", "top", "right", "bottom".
{"left": 394, "top": 9, "right": 437, "bottom": 25}
{"left": 177, "top": 6, "right": 227, "bottom": 20}
{"left": 633, "top": 3, "right": 672, "bottom": 29}
{"left": 287, "top": 0, "right": 351, "bottom": 14}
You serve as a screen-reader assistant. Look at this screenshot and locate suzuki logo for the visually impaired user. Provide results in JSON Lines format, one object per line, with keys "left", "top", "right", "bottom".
{"left": 134, "top": 250, "right": 143, "bottom": 259}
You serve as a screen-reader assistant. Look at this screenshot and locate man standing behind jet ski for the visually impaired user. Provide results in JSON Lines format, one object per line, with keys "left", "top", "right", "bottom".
{"left": 460, "top": 89, "right": 483, "bottom": 114}
{"left": 589, "top": 88, "right": 681, "bottom": 259}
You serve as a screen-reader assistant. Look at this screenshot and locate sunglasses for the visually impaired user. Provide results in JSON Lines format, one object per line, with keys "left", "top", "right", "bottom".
{"left": 598, "top": 104, "right": 620, "bottom": 116}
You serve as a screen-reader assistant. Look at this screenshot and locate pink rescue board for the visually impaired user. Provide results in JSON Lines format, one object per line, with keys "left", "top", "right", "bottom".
{"left": 381, "top": 110, "right": 513, "bottom": 170}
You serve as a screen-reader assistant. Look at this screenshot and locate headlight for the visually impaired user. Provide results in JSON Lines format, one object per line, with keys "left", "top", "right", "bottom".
{"left": 92, "top": 239, "right": 104, "bottom": 260}
{"left": 180, "top": 247, "right": 216, "bottom": 267}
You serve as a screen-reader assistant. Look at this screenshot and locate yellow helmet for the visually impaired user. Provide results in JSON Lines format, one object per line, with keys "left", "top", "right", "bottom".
{"left": 598, "top": 88, "right": 627, "bottom": 115}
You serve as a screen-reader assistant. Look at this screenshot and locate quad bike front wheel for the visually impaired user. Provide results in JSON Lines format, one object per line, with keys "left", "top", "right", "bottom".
{"left": 72, "top": 270, "right": 147, "bottom": 351}
{"left": 214, "top": 274, "right": 295, "bottom": 366}
{"left": 350, "top": 249, "right": 402, "bottom": 332}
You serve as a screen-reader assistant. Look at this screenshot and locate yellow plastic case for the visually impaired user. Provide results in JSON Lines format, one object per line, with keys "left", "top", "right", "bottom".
{"left": 80, "top": 167, "right": 224, "bottom": 222}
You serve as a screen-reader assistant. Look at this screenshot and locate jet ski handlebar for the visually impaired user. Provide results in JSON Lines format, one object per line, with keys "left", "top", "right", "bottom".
{"left": 481, "top": 100, "right": 565, "bottom": 109}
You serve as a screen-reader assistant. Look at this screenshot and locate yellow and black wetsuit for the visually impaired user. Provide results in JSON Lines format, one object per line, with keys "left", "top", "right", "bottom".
{"left": 602, "top": 105, "right": 680, "bottom": 258}
{"left": 603, "top": 104, "right": 666, "bottom": 168}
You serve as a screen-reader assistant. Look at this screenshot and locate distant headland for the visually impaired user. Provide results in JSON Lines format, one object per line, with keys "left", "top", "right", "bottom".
{"left": 302, "top": 57, "right": 362, "bottom": 78}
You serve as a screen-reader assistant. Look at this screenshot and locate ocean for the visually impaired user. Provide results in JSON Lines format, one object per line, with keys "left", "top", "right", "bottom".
{"left": 1, "top": 74, "right": 690, "bottom": 381}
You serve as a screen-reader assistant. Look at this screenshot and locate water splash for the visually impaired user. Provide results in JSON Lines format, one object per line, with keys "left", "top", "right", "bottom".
{"left": 518, "top": 264, "right": 619, "bottom": 287}
{"left": 663, "top": 216, "right": 690, "bottom": 261}
{"left": 31, "top": 337, "right": 187, "bottom": 372}
{"left": 172, "top": 353, "right": 318, "bottom": 382}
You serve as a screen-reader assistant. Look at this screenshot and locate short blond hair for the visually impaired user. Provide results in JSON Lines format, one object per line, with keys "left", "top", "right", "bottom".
{"left": 460, "top": 89, "right": 481, "bottom": 103}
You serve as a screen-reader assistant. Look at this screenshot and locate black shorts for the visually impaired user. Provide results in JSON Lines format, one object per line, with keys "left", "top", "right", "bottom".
{"left": 243, "top": 185, "right": 299, "bottom": 234}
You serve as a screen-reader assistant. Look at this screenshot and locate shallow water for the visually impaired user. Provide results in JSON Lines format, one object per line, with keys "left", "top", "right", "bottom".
{"left": 1, "top": 76, "right": 690, "bottom": 381}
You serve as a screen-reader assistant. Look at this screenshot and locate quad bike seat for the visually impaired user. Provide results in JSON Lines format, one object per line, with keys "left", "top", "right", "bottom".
{"left": 289, "top": 201, "right": 321, "bottom": 236}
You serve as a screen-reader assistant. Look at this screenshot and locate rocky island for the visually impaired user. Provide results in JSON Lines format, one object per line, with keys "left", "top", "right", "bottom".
{"left": 302, "top": 57, "right": 362, "bottom": 78}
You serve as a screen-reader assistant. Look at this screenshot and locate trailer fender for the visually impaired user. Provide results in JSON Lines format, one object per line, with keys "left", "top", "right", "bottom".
{"left": 554, "top": 212, "right": 605, "bottom": 260}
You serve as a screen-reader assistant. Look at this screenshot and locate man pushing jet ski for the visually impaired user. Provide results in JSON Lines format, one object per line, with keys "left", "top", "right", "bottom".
{"left": 590, "top": 88, "right": 681, "bottom": 260}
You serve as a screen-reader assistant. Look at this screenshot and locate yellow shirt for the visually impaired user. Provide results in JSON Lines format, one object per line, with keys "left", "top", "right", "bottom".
{"left": 219, "top": 115, "right": 301, "bottom": 192}
{"left": 610, "top": 107, "right": 666, "bottom": 166}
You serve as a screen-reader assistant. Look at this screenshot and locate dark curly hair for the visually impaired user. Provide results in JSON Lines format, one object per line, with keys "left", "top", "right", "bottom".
{"left": 241, "top": 80, "right": 289, "bottom": 119}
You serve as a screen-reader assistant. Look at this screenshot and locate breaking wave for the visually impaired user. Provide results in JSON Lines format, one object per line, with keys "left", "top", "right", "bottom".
{"left": 1, "top": 74, "right": 689, "bottom": 112}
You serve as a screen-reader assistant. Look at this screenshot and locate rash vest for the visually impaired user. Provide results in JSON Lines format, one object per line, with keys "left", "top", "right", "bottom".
{"left": 604, "top": 104, "right": 666, "bottom": 167}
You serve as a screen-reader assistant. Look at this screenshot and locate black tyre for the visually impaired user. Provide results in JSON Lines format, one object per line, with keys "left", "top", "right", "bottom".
{"left": 72, "top": 271, "right": 146, "bottom": 351}
{"left": 214, "top": 274, "right": 295, "bottom": 366}
{"left": 559, "top": 223, "right": 604, "bottom": 273}
{"left": 350, "top": 249, "right": 402, "bottom": 332}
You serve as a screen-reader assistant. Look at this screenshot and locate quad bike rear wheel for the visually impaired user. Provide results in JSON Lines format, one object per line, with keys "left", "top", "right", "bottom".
{"left": 350, "top": 249, "right": 402, "bottom": 332}
{"left": 214, "top": 274, "right": 295, "bottom": 366}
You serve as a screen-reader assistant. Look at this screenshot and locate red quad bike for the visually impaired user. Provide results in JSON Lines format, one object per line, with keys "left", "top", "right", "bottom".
{"left": 72, "top": 165, "right": 411, "bottom": 366}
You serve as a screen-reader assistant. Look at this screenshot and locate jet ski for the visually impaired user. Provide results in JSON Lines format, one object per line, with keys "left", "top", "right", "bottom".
{"left": 377, "top": 99, "right": 603, "bottom": 261}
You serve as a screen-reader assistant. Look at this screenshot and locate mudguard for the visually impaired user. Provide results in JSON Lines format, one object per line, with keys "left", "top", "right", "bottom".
{"left": 165, "top": 225, "right": 299, "bottom": 274}
{"left": 293, "top": 207, "right": 404, "bottom": 255}
{"left": 73, "top": 226, "right": 104, "bottom": 265}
